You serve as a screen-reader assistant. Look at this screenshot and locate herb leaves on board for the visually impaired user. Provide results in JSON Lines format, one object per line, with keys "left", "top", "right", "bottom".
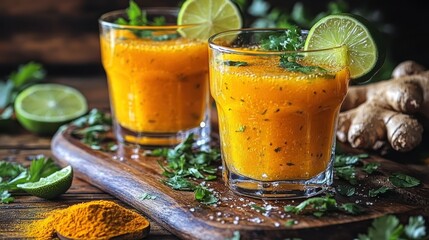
{"left": 284, "top": 195, "right": 363, "bottom": 217}
{"left": 389, "top": 173, "right": 420, "bottom": 188}
{"left": 150, "top": 134, "right": 220, "bottom": 205}
{"left": 70, "top": 109, "right": 116, "bottom": 151}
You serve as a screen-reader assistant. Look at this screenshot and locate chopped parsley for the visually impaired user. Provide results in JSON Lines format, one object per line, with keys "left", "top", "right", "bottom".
{"left": 260, "top": 27, "right": 329, "bottom": 75}
{"left": 284, "top": 196, "right": 363, "bottom": 217}
{"left": 151, "top": 134, "right": 220, "bottom": 205}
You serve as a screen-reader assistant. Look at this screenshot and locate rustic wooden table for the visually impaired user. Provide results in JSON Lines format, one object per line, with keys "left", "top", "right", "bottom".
{"left": 0, "top": 77, "right": 178, "bottom": 240}
{"left": 1, "top": 76, "right": 429, "bottom": 240}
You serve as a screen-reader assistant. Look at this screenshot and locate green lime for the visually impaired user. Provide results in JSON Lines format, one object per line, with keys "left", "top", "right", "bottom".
{"left": 17, "top": 165, "right": 73, "bottom": 199}
{"left": 15, "top": 84, "right": 88, "bottom": 135}
{"left": 177, "top": 0, "right": 242, "bottom": 40}
{"left": 304, "top": 13, "right": 385, "bottom": 82}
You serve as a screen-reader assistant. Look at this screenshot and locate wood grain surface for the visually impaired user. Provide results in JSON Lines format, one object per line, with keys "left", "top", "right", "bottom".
{"left": 51, "top": 124, "right": 429, "bottom": 240}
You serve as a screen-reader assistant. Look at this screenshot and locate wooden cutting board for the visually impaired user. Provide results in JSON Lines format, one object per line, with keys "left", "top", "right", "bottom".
{"left": 51, "top": 125, "right": 429, "bottom": 240}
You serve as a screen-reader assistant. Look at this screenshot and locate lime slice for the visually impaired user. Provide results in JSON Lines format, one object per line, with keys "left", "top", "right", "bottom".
{"left": 177, "top": 0, "right": 242, "bottom": 40}
{"left": 17, "top": 165, "right": 73, "bottom": 199}
{"left": 15, "top": 84, "right": 88, "bottom": 135}
{"left": 304, "top": 13, "right": 385, "bottom": 82}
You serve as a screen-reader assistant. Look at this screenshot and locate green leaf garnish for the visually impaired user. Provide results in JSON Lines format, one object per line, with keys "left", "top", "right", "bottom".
{"left": 0, "top": 62, "right": 45, "bottom": 124}
{"left": 194, "top": 185, "right": 218, "bottom": 205}
{"left": 71, "top": 109, "right": 114, "bottom": 151}
{"left": 362, "top": 162, "right": 380, "bottom": 174}
{"left": 251, "top": 204, "right": 267, "bottom": 213}
{"left": 139, "top": 192, "right": 157, "bottom": 200}
{"left": 368, "top": 186, "right": 390, "bottom": 197}
{"left": 335, "top": 165, "right": 357, "bottom": 185}
{"left": 284, "top": 196, "right": 361, "bottom": 217}
{"left": 151, "top": 134, "right": 220, "bottom": 204}
{"left": 336, "top": 184, "right": 355, "bottom": 197}
{"left": 114, "top": 0, "right": 178, "bottom": 41}
{"left": 260, "top": 27, "right": 330, "bottom": 75}
{"left": 223, "top": 61, "right": 249, "bottom": 67}
{"left": 389, "top": 173, "right": 420, "bottom": 188}
{"left": 357, "top": 215, "right": 427, "bottom": 240}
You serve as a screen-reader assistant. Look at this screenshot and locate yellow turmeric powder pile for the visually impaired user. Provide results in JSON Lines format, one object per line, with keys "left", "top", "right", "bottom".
{"left": 26, "top": 200, "right": 150, "bottom": 240}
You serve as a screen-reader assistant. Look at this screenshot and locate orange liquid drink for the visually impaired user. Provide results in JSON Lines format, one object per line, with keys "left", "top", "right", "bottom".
{"left": 99, "top": 9, "right": 210, "bottom": 146}
{"left": 209, "top": 29, "right": 350, "bottom": 198}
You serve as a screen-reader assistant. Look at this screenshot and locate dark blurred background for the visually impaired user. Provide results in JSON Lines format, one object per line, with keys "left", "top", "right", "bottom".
{"left": 0, "top": 0, "right": 427, "bottom": 80}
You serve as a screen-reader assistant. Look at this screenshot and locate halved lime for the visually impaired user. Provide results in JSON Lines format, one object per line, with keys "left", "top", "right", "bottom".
{"left": 177, "top": 0, "right": 242, "bottom": 40}
{"left": 304, "top": 13, "right": 385, "bottom": 82}
{"left": 17, "top": 165, "right": 73, "bottom": 199}
{"left": 15, "top": 84, "right": 88, "bottom": 135}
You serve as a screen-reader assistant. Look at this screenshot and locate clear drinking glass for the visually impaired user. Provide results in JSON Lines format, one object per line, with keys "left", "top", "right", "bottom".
{"left": 209, "top": 29, "right": 350, "bottom": 199}
{"left": 99, "top": 8, "right": 210, "bottom": 148}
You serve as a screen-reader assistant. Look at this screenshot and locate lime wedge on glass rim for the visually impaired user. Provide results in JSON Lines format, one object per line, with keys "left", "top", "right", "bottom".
{"left": 17, "top": 165, "right": 73, "bottom": 199}
{"left": 14, "top": 84, "right": 88, "bottom": 135}
{"left": 177, "top": 0, "right": 242, "bottom": 40}
{"left": 304, "top": 13, "right": 385, "bottom": 83}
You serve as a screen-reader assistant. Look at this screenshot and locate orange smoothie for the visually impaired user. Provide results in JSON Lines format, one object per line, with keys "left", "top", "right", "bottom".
{"left": 210, "top": 55, "right": 349, "bottom": 181}
{"left": 100, "top": 30, "right": 209, "bottom": 134}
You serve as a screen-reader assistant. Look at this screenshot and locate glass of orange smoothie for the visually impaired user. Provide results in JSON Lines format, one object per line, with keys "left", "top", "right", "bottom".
{"left": 209, "top": 29, "right": 350, "bottom": 199}
{"left": 99, "top": 8, "right": 210, "bottom": 147}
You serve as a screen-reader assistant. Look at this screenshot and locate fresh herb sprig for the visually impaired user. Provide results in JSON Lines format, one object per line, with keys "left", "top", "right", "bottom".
{"left": 151, "top": 134, "right": 220, "bottom": 205}
{"left": 115, "top": 0, "right": 178, "bottom": 40}
{"left": 284, "top": 195, "right": 363, "bottom": 217}
{"left": 260, "top": 27, "right": 329, "bottom": 75}
{"left": 0, "top": 156, "right": 60, "bottom": 203}
{"left": 70, "top": 109, "right": 116, "bottom": 151}
{"left": 357, "top": 215, "right": 427, "bottom": 240}
{"left": 0, "top": 62, "right": 45, "bottom": 127}
{"left": 334, "top": 153, "right": 369, "bottom": 185}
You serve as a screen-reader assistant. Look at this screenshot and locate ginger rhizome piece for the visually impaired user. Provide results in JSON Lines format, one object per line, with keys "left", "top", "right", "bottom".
{"left": 337, "top": 61, "right": 428, "bottom": 152}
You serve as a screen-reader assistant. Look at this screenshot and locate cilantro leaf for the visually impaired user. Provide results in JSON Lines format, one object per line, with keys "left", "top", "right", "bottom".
{"left": 9, "top": 62, "right": 45, "bottom": 88}
{"left": 285, "top": 196, "right": 364, "bottom": 217}
{"left": 1, "top": 190, "right": 14, "bottom": 204}
{"left": 0, "top": 155, "right": 60, "bottom": 203}
{"left": 284, "top": 196, "right": 337, "bottom": 217}
{"left": 339, "top": 203, "right": 363, "bottom": 215}
{"left": 358, "top": 214, "right": 427, "bottom": 240}
{"left": 139, "top": 192, "right": 157, "bottom": 200}
{"left": 151, "top": 135, "right": 220, "bottom": 204}
{"left": 27, "top": 156, "right": 60, "bottom": 183}
{"left": 251, "top": 204, "right": 267, "bottom": 213}
{"left": 71, "top": 109, "right": 114, "bottom": 151}
{"left": 389, "top": 173, "right": 420, "bottom": 188}
{"left": 336, "top": 184, "right": 355, "bottom": 197}
{"left": 335, "top": 165, "right": 357, "bottom": 185}
{"left": 194, "top": 185, "right": 218, "bottom": 205}
{"left": 334, "top": 154, "right": 368, "bottom": 167}
{"left": 368, "top": 186, "right": 390, "bottom": 198}
{"left": 223, "top": 61, "right": 249, "bottom": 67}
{"left": 362, "top": 162, "right": 381, "bottom": 174}
{"left": 404, "top": 216, "right": 426, "bottom": 239}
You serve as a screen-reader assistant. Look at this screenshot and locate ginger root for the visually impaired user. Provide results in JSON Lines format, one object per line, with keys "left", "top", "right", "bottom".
{"left": 337, "top": 61, "right": 429, "bottom": 152}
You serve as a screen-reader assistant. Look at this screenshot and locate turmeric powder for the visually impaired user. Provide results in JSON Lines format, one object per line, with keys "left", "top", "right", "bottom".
{"left": 26, "top": 200, "right": 150, "bottom": 240}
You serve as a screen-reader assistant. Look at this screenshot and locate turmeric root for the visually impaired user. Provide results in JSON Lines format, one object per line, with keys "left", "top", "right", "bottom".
{"left": 337, "top": 61, "right": 429, "bottom": 152}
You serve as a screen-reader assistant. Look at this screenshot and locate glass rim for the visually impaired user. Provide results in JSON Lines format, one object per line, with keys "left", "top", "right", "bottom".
{"left": 98, "top": 8, "right": 201, "bottom": 30}
{"left": 208, "top": 28, "right": 346, "bottom": 55}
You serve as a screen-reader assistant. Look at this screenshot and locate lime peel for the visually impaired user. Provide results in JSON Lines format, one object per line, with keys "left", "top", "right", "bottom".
{"left": 17, "top": 165, "right": 73, "bottom": 199}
